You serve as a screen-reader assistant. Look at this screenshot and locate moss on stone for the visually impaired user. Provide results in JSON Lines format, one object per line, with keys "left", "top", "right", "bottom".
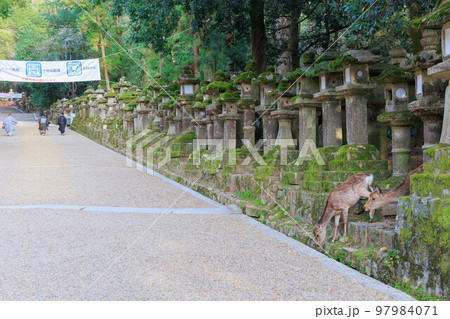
{"left": 284, "top": 69, "right": 302, "bottom": 82}
{"left": 219, "top": 91, "right": 240, "bottom": 101}
{"left": 411, "top": 173, "right": 450, "bottom": 199}
{"left": 372, "top": 67, "right": 414, "bottom": 84}
{"left": 410, "top": 1, "right": 450, "bottom": 28}
{"left": 104, "top": 91, "right": 118, "bottom": 98}
{"left": 328, "top": 52, "right": 358, "bottom": 70}
{"left": 207, "top": 81, "right": 235, "bottom": 92}
{"left": 334, "top": 144, "right": 380, "bottom": 161}
{"left": 171, "top": 132, "right": 196, "bottom": 144}
{"left": 304, "top": 61, "right": 330, "bottom": 77}
{"left": 377, "top": 111, "right": 415, "bottom": 124}
{"left": 256, "top": 71, "right": 281, "bottom": 85}
{"left": 233, "top": 71, "right": 257, "bottom": 84}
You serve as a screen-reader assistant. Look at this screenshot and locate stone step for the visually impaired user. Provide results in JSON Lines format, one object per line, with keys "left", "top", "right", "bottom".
{"left": 345, "top": 221, "right": 396, "bottom": 250}
{"left": 410, "top": 173, "right": 450, "bottom": 199}
{"left": 302, "top": 170, "right": 391, "bottom": 184}
{"left": 280, "top": 171, "right": 304, "bottom": 185}
{"left": 328, "top": 159, "right": 388, "bottom": 171}
{"left": 301, "top": 180, "right": 341, "bottom": 193}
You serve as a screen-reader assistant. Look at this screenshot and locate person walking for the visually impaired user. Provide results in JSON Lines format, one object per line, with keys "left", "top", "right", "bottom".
{"left": 2, "top": 114, "right": 18, "bottom": 136}
{"left": 38, "top": 114, "right": 49, "bottom": 135}
{"left": 57, "top": 112, "right": 67, "bottom": 135}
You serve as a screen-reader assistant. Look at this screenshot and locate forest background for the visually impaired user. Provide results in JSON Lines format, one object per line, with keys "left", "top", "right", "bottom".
{"left": 0, "top": 0, "right": 437, "bottom": 109}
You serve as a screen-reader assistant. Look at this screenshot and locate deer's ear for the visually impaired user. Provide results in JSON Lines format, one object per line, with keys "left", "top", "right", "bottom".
{"left": 312, "top": 221, "right": 317, "bottom": 227}
{"left": 376, "top": 187, "right": 382, "bottom": 195}
{"left": 369, "top": 186, "right": 374, "bottom": 192}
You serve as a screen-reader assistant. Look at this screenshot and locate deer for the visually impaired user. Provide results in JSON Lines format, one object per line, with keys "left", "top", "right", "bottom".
{"left": 313, "top": 173, "right": 374, "bottom": 247}
{"left": 364, "top": 164, "right": 423, "bottom": 222}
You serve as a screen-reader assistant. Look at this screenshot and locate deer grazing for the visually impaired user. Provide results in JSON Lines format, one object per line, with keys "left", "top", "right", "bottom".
{"left": 313, "top": 173, "right": 374, "bottom": 247}
{"left": 364, "top": 165, "right": 423, "bottom": 222}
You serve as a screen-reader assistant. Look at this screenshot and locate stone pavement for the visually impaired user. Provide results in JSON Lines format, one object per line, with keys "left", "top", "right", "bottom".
{"left": 0, "top": 106, "right": 414, "bottom": 300}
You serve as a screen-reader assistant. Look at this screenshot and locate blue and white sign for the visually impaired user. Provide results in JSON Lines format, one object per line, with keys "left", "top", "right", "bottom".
{"left": 0, "top": 59, "right": 101, "bottom": 83}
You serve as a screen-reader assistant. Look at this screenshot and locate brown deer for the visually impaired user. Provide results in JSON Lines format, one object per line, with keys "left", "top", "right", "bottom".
{"left": 313, "top": 173, "right": 374, "bottom": 247}
{"left": 364, "top": 165, "right": 423, "bottom": 222}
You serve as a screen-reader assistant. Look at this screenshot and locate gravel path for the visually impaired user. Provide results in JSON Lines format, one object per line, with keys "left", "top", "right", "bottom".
{"left": 0, "top": 106, "right": 413, "bottom": 300}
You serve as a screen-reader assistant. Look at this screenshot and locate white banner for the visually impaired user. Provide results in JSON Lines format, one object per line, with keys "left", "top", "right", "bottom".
{"left": 0, "top": 59, "right": 101, "bottom": 83}
{"left": 0, "top": 93, "right": 22, "bottom": 98}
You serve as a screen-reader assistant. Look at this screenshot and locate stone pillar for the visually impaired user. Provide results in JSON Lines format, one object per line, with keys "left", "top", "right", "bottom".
{"left": 344, "top": 94, "right": 369, "bottom": 144}
{"left": 220, "top": 114, "right": 240, "bottom": 149}
{"left": 256, "top": 106, "right": 278, "bottom": 154}
{"left": 298, "top": 106, "right": 318, "bottom": 149}
{"left": 167, "top": 117, "right": 177, "bottom": 136}
{"left": 391, "top": 124, "right": 412, "bottom": 176}
{"left": 322, "top": 99, "right": 343, "bottom": 147}
{"left": 98, "top": 102, "right": 107, "bottom": 120}
{"left": 272, "top": 110, "right": 296, "bottom": 149}
{"left": 243, "top": 108, "right": 256, "bottom": 145}
{"left": 125, "top": 111, "right": 134, "bottom": 134}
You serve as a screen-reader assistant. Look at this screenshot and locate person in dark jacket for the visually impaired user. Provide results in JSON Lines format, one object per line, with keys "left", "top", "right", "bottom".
{"left": 57, "top": 112, "right": 67, "bottom": 135}
{"left": 38, "top": 114, "right": 49, "bottom": 135}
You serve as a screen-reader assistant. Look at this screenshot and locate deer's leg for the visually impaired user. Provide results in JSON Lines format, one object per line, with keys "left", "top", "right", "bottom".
{"left": 369, "top": 209, "right": 375, "bottom": 223}
{"left": 332, "top": 214, "right": 340, "bottom": 243}
{"left": 342, "top": 209, "right": 349, "bottom": 237}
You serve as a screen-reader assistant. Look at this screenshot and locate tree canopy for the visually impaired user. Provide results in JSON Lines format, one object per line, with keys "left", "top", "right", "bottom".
{"left": 0, "top": 0, "right": 439, "bottom": 109}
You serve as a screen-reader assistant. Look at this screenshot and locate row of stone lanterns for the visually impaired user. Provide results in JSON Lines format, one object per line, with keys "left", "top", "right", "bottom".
{"left": 59, "top": 41, "right": 448, "bottom": 178}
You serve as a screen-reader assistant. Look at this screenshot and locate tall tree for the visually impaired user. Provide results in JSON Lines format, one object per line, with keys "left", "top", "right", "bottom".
{"left": 249, "top": 0, "right": 266, "bottom": 73}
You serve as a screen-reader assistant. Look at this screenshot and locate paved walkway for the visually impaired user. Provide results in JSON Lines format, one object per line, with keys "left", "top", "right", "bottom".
{"left": 0, "top": 106, "right": 414, "bottom": 300}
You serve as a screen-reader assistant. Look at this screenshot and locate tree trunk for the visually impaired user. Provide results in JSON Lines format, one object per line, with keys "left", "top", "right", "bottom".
{"left": 99, "top": 33, "right": 110, "bottom": 91}
{"left": 249, "top": 0, "right": 266, "bottom": 74}
{"left": 289, "top": 6, "right": 300, "bottom": 70}
{"left": 194, "top": 32, "right": 200, "bottom": 77}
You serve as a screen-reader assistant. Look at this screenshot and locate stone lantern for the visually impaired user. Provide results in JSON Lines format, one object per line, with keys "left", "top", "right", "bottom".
{"left": 117, "top": 77, "right": 132, "bottom": 94}
{"left": 234, "top": 69, "right": 259, "bottom": 146}
{"left": 255, "top": 68, "right": 282, "bottom": 153}
{"left": 97, "top": 97, "right": 107, "bottom": 120}
{"left": 313, "top": 51, "right": 344, "bottom": 147}
{"left": 135, "top": 95, "right": 151, "bottom": 132}
{"left": 177, "top": 66, "right": 200, "bottom": 133}
{"left": 104, "top": 91, "right": 118, "bottom": 119}
{"left": 191, "top": 98, "right": 208, "bottom": 143}
{"left": 374, "top": 48, "right": 416, "bottom": 176}
{"left": 289, "top": 52, "right": 322, "bottom": 150}
{"left": 335, "top": 50, "right": 383, "bottom": 144}
{"left": 95, "top": 88, "right": 105, "bottom": 100}
{"left": 428, "top": 2, "right": 450, "bottom": 145}
{"left": 405, "top": 26, "right": 445, "bottom": 160}
{"left": 218, "top": 91, "right": 241, "bottom": 149}
{"left": 270, "top": 78, "right": 297, "bottom": 149}
{"left": 205, "top": 79, "right": 233, "bottom": 141}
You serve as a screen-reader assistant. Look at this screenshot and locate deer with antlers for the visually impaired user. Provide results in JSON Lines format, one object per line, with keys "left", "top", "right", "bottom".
{"left": 364, "top": 165, "right": 423, "bottom": 222}
{"left": 313, "top": 173, "right": 374, "bottom": 247}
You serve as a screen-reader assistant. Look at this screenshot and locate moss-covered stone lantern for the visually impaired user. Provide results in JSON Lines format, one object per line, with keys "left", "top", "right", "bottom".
{"left": 405, "top": 22, "right": 445, "bottom": 160}
{"left": 234, "top": 62, "right": 259, "bottom": 146}
{"left": 255, "top": 67, "right": 281, "bottom": 153}
{"left": 289, "top": 52, "right": 322, "bottom": 149}
{"left": 427, "top": 0, "right": 450, "bottom": 145}
{"left": 205, "top": 76, "right": 234, "bottom": 140}
{"left": 177, "top": 65, "right": 200, "bottom": 134}
{"left": 218, "top": 90, "right": 242, "bottom": 149}
{"left": 312, "top": 50, "right": 344, "bottom": 147}
{"left": 374, "top": 48, "right": 416, "bottom": 176}
{"left": 335, "top": 50, "right": 383, "bottom": 144}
